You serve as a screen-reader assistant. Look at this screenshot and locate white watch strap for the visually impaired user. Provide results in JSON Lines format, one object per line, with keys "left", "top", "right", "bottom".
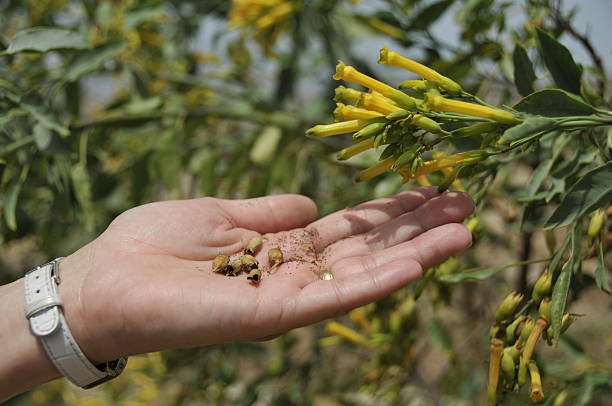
{"left": 24, "top": 260, "right": 111, "bottom": 388}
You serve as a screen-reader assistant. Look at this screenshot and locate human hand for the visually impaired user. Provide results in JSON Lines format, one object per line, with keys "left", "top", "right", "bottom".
{"left": 60, "top": 187, "right": 474, "bottom": 363}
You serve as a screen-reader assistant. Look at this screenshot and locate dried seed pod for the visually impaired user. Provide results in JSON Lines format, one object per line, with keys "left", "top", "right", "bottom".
{"left": 245, "top": 236, "right": 265, "bottom": 255}
{"left": 247, "top": 268, "right": 261, "bottom": 283}
{"left": 319, "top": 270, "right": 334, "bottom": 280}
{"left": 212, "top": 255, "right": 230, "bottom": 273}
{"left": 228, "top": 259, "right": 244, "bottom": 276}
{"left": 268, "top": 247, "right": 283, "bottom": 269}
{"left": 241, "top": 254, "right": 259, "bottom": 270}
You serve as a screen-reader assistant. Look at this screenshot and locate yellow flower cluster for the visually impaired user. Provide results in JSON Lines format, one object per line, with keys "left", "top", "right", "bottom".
{"left": 306, "top": 47, "right": 522, "bottom": 186}
{"left": 228, "top": 0, "right": 297, "bottom": 55}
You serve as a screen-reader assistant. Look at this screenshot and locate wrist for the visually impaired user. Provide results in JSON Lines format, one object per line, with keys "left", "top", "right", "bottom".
{"left": 0, "top": 279, "right": 60, "bottom": 401}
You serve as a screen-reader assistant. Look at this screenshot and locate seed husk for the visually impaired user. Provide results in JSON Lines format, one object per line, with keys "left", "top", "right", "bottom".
{"left": 212, "top": 254, "right": 230, "bottom": 273}
{"left": 245, "top": 236, "right": 265, "bottom": 255}
{"left": 268, "top": 247, "right": 283, "bottom": 269}
{"left": 228, "top": 259, "right": 243, "bottom": 276}
{"left": 247, "top": 268, "right": 261, "bottom": 283}
{"left": 241, "top": 254, "right": 259, "bottom": 270}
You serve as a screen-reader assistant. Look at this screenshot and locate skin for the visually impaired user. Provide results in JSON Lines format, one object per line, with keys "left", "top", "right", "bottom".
{"left": 0, "top": 187, "right": 474, "bottom": 401}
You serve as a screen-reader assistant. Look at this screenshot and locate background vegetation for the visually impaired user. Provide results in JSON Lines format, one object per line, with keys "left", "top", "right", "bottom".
{"left": 1, "top": 0, "right": 610, "bottom": 404}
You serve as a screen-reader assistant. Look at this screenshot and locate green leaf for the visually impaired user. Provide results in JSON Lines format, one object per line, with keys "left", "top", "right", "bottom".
{"left": 512, "top": 44, "right": 536, "bottom": 96}
{"left": 514, "top": 89, "right": 596, "bottom": 117}
{"left": 595, "top": 241, "right": 611, "bottom": 295}
{"left": 535, "top": 28, "right": 582, "bottom": 94}
{"left": 437, "top": 258, "right": 550, "bottom": 283}
{"left": 551, "top": 261, "right": 572, "bottom": 343}
{"left": 20, "top": 93, "right": 70, "bottom": 137}
{"left": 408, "top": 0, "right": 454, "bottom": 31}
{"left": 517, "top": 159, "right": 553, "bottom": 202}
{"left": 63, "top": 41, "right": 128, "bottom": 82}
{"left": 250, "top": 126, "right": 283, "bottom": 167}
{"left": 501, "top": 117, "right": 556, "bottom": 143}
{"left": 545, "top": 162, "right": 612, "bottom": 229}
{"left": 3, "top": 27, "right": 88, "bottom": 55}
{"left": 3, "top": 165, "right": 29, "bottom": 231}
{"left": 71, "top": 164, "right": 94, "bottom": 232}
{"left": 33, "top": 123, "right": 52, "bottom": 150}
{"left": 427, "top": 318, "right": 453, "bottom": 353}
{"left": 4, "top": 180, "right": 22, "bottom": 231}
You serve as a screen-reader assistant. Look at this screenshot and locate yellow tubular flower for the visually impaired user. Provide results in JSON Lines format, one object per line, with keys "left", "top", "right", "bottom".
{"left": 334, "top": 61, "right": 417, "bottom": 110}
{"left": 255, "top": 3, "right": 295, "bottom": 30}
{"left": 306, "top": 119, "right": 376, "bottom": 138}
{"left": 379, "top": 46, "right": 462, "bottom": 94}
{"left": 356, "top": 157, "right": 395, "bottom": 182}
{"left": 398, "top": 150, "right": 488, "bottom": 181}
{"left": 334, "top": 103, "right": 384, "bottom": 121}
{"left": 334, "top": 86, "right": 363, "bottom": 103}
{"left": 426, "top": 94, "right": 520, "bottom": 125}
{"left": 358, "top": 93, "right": 403, "bottom": 115}
{"left": 337, "top": 138, "right": 376, "bottom": 160}
{"left": 326, "top": 321, "right": 370, "bottom": 346}
{"left": 414, "top": 175, "right": 431, "bottom": 186}
{"left": 528, "top": 361, "right": 545, "bottom": 403}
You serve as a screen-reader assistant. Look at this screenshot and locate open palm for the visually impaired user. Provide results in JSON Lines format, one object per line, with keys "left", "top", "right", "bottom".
{"left": 61, "top": 187, "right": 473, "bottom": 363}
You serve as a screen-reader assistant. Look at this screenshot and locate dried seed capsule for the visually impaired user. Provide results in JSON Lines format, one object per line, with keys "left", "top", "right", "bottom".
{"left": 212, "top": 254, "right": 230, "bottom": 273}
{"left": 228, "top": 259, "right": 243, "bottom": 276}
{"left": 241, "top": 254, "right": 259, "bottom": 270}
{"left": 245, "top": 236, "right": 265, "bottom": 255}
{"left": 268, "top": 247, "right": 283, "bottom": 269}
{"left": 247, "top": 268, "right": 261, "bottom": 283}
{"left": 319, "top": 270, "right": 334, "bottom": 280}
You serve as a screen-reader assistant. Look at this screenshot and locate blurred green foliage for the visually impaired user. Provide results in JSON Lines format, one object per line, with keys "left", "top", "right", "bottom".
{"left": 1, "top": 0, "right": 610, "bottom": 405}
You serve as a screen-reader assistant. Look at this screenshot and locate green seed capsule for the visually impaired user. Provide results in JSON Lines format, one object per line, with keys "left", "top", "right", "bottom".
{"left": 495, "top": 291, "right": 524, "bottom": 323}
{"left": 212, "top": 254, "right": 230, "bottom": 273}
{"left": 353, "top": 122, "right": 387, "bottom": 139}
{"left": 532, "top": 270, "right": 552, "bottom": 304}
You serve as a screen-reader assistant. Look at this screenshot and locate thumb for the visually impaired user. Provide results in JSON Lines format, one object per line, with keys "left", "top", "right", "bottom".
{"left": 219, "top": 194, "right": 318, "bottom": 233}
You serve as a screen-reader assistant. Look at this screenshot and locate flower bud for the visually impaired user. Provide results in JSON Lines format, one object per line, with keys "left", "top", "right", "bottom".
{"left": 588, "top": 209, "right": 605, "bottom": 239}
{"left": 333, "top": 85, "right": 362, "bottom": 103}
{"left": 336, "top": 138, "right": 375, "bottom": 160}
{"left": 538, "top": 297, "right": 552, "bottom": 321}
{"left": 532, "top": 270, "right": 552, "bottom": 304}
{"left": 495, "top": 291, "right": 524, "bottom": 323}
{"left": 452, "top": 122, "right": 499, "bottom": 137}
{"left": 354, "top": 121, "right": 387, "bottom": 139}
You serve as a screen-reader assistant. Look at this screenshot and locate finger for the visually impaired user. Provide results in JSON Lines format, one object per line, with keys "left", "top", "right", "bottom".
{"left": 320, "top": 191, "right": 474, "bottom": 265}
{"left": 292, "top": 258, "right": 423, "bottom": 326}
{"left": 219, "top": 194, "right": 318, "bottom": 233}
{"left": 288, "top": 224, "right": 472, "bottom": 326}
{"left": 305, "top": 187, "right": 439, "bottom": 251}
{"left": 330, "top": 223, "right": 472, "bottom": 279}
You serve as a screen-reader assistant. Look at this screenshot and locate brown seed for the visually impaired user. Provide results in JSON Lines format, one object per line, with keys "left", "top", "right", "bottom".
{"left": 247, "top": 268, "right": 261, "bottom": 283}
{"left": 241, "top": 254, "right": 259, "bottom": 270}
{"left": 212, "top": 254, "right": 230, "bottom": 273}
{"left": 228, "top": 259, "right": 243, "bottom": 276}
{"left": 244, "top": 236, "right": 265, "bottom": 255}
{"left": 268, "top": 247, "right": 283, "bottom": 269}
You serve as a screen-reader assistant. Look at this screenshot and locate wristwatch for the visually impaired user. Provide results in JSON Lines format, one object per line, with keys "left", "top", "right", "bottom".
{"left": 24, "top": 258, "right": 127, "bottom": 389}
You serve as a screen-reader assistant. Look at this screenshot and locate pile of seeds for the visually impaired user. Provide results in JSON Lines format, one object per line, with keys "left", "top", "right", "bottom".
{"left": 211, "top": 235, "right": 284, "bottom": 284}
